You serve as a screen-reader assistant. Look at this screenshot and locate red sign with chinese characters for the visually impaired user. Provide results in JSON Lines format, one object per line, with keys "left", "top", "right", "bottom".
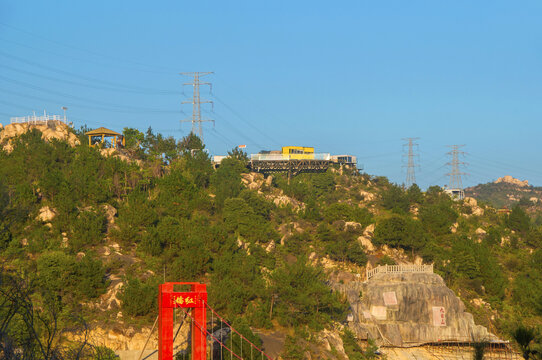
{"left": 161, "top": 291, "right": 206, "bottom": 308}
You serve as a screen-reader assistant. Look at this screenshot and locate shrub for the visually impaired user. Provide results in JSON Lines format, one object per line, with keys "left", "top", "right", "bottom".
{"left": 507, "top": 205, "right": 531, "bottom": 233}
{"left": 373, "top": 215, "right": 427, "bottom": 250}
{"left": 92, "top": 346, "right": 118, "bottom": 360}
{"left": 119, "top": 276, "right": 158, "bottom": 317}
{"left": 70, "top": 209, "right": 107, "bottom": 251}
{"left": 381, "top": 184, "right": 410, "bottom": 213}
{"left": 419, "top": 203, "right": 457, "bottom": 236}
{"left": 323, "top": 203, "right": 373, "bottom": 227}
{"left": 325, "top": 232, "right": 367, "bottom": 266}
{"left": 270, "top": 257, "right": 347, "bottom": 329}
{"left": 36, "top": 251, "right": 107, "bottom": 300}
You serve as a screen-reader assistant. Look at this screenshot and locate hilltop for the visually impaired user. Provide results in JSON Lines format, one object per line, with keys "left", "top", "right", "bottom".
{"left": 465, "top": 175, "right": 542, "bottom": 209}
{"left": 0, "top": 124, "right": 541, "bottom": 359}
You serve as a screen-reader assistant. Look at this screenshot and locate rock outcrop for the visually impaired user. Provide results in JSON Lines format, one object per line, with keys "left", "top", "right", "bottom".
{"left": 337, "top": 272, "right": 496, "bottom": 347}
{"left": 0, "top": 121, "right": 79, "bottom": 151}
{"left": 494, "top": 175, "right": 529, "bottom": 187}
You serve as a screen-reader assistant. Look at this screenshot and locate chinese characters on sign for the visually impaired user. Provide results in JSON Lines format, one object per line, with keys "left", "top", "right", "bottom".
{"left": 173, "top": 295, "right": 196, "bottom": 306}
{"left": 164, "top": 292, "right": 201, "bottom": 308}
{"left": 432, "top": 306, "right": 446, "bottom": 326}
{"left": 383, "top": 291, "right": 398, "bottom": 306}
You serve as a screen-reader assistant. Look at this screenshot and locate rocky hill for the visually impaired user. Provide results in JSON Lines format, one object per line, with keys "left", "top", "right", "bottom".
{"left": 336, "top": 271, "right": 495, "bottom": 347}
{"left": 0, "top": 120, "right": 80, "bottom": 151}
{"left": 0, "top": 126, "right": 540, "bottom": 359}
{"left": 465, "top": 175, "right": 542, "bottom": 208}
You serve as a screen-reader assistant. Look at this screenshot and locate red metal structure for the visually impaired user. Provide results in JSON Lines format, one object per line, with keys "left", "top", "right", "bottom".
{"left": 158, "top": 282, "right": 207, "bottom": 360}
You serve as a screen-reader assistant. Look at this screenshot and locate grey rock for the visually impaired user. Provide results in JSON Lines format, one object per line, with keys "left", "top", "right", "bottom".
{"left": 334, "top": 272, "right": 496, "bottom": 347}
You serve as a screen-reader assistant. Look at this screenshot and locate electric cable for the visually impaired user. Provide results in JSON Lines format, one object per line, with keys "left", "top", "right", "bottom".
{"left": 0, "top": 22, "right": 177, "bottom": 74}
{"left": 0, "top": 86, "right": 178, "bottom": 114}
{"left": 0, "top": 50, "right": 177, "bottom": 94}
{"left": 0, "top": 63, "right": 179, "bottom": 95}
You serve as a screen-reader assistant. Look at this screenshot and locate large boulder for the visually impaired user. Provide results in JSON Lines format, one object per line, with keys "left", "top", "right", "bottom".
{"left": 338, "top": 272, "right": 496, "bottom": 347}
{"left": 0, "top": 121, "right": 80, "bottom": 151}
{"left": 36, "top": 206, "right": 56, "bottom": 222}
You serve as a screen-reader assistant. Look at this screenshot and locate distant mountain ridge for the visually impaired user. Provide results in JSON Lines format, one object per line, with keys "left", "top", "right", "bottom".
{"left": 465, "top": 175, "right": 542, "bottom": 208}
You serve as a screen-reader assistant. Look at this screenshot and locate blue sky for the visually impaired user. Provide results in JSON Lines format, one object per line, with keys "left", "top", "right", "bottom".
{"left": 1, "top": 1, "right": 541, "bottom": 189}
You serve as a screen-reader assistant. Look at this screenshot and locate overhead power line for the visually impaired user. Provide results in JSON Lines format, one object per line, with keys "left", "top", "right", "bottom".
{"left": 0, "top": 75, "right": 177, "bottom": 114}
{"left": 211, "top": 94, "right": 280, "bottom": 147}
{"left": 0, "top": 51, "right": 177, "bottom": 94}
{"left": 0, "top": 87, "right": 175, "bottom": 114}
{"left": 0, "top": 22, "right": 177, "bottom": 74}
{"left": 0, "top": 63, "right": 179, "bottom": 95}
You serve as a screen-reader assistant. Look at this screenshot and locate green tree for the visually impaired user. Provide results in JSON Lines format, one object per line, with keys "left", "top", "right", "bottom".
{"left": 381, "top": 183, "right": 410, "bottom": 213}
{"left": 407, "top": 184, "right": 423, "bottom": 204}
{"left": 36, "top": 251, "right": 107, "bottom": 301}
{"left": 270, "top": 257, "right": 347, "bottom": 329}
{"left": 70, "top": 209, "right": 107, "bottom": 252}
{"left": 227, "top": 147, "right": 249, "bottom": 163}
{"left": 119, "top": 276, "right": 158, "bottom": 317}
{"left": 209, "top": 248, "right": 265, "bottom": 316}
{"left": 325, "top": 231, "right": 367, "bottom": 266}
{"left": 373, "top": 215, "right": 427, "bottom": 250}
{"left": 508, "top": 205, "right": 531, "bottom": 233}
{"left": 211, "top": 157, "right": 246, "bottom": 207}
{"left": 322, "top": 203, "right": 373, "bottom": 227}
{"left": 419, "top": 202, "right": 458, "bottom": 236}
{"left": 92, "top": 346, "right": 119, "bottom": 360}
{"left": 511, "top": 324, "right": 538, "bottom": 360}
{"left": 223, "top": 198, "right": 278, "bottom": 243}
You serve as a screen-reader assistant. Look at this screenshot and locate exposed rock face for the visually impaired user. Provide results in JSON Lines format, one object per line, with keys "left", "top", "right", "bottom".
{"left": 463, "top": 197, "right": 484, "bottom": 216}
{"left": 494, "top": 175, "right": 529, "bottom": 187}
{"left": 360, "top": 190, "right": 376, "bottom": 202}
{"left": 344, "top": 221, "right": 362, "bottom": 232}
{"left": 36, "top": 206, "right": 56, "bottom": 222}
{"left": 71, "top": 323, "right": 190, "bottom": 353}
{"left": 318, "top": 328, "right": 346, "bottom": 357}
{"left": 0, "top": 121, "right": 80, "bottom": 151}
{"left": 358, "top": 235, "right": 375, "bottom": 251}
{"left": 337, "top": 272, "right": 495, "bottom": 347}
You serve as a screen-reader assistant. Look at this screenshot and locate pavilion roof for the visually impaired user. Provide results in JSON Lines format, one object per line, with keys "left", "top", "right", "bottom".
{"left": 85, "top": 127, "right": 122, "bottom": 136}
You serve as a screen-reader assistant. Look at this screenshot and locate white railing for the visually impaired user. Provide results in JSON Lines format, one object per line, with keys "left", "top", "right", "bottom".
{"left": 366, "top": 264, "right": 433, "bottom": 280}
{"left": 250, "top": 153, "right": 331, "bottom": 161}
{"left": 10, "top": 114, "right": 66, "bottom": 124}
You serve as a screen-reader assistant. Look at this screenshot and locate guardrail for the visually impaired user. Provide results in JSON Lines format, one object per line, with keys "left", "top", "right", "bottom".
{"left": 250, "top": 153, "right": 331, "bottom": 161}
{"left": 366, "top": 264, "right": 433, "bottom": 280}
{"left": 10, "top": 115, "right": 66, "bottom": 124}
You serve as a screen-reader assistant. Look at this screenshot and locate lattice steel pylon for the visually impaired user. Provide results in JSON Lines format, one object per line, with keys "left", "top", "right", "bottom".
{"left": 180, "top": 72, "right": 214, "bottom": 143}
{"left": 446, "top": 144, "right": 468, "bottom": 190}
{"left": 402, "top": 137, "right": 420, "bottom": 188}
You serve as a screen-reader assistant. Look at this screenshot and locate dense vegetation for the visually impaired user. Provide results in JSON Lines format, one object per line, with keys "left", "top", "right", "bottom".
{"left": 1, "top": 125, "right": 541, "bottom": 358}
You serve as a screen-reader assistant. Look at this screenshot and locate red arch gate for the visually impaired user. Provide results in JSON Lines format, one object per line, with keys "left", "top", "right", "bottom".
{"left": 158, "top": 282, "right": 207, "bottom": 360}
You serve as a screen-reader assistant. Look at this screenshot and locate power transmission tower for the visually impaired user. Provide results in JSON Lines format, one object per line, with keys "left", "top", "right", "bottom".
{"left": 446, "top": 145, "right": 468, "bottom": 199}
{"left": 402, "top": 137, "right": 420, "bottom": 188}
{"left": 180, "top": 72, "right": 214, "bottom": 142}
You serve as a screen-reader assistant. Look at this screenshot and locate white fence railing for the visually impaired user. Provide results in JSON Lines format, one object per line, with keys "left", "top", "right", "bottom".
{"left": 366, "top": 264, "right": 433, "bottom": 280}
{"left": 250, "top": 153, "right": 331, "bottom": 161}
{"left": 10, "top": 114, "right": 66, "bottom": 124}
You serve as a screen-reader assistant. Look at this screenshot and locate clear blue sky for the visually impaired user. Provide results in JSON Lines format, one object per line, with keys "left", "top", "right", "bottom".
{"left": 1, "top": 1, "right": 541, "bottom": 189}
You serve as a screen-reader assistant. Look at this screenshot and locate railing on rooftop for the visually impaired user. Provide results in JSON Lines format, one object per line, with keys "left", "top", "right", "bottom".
{"left": 366, "top": 264, "right": 433, "bottom": 280}
{"left": 250, "top": 153, "right": 331, "bottom": 161}
{"left": 10, "top": 114, "right": 66, "bottom": 125}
